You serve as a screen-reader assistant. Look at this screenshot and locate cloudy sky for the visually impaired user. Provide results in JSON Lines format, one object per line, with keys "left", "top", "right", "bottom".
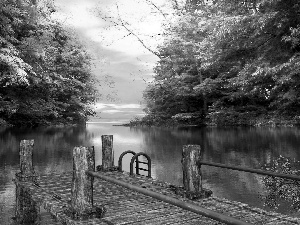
{"left": 53, "top": 0, "right": 168, "bottom": 123}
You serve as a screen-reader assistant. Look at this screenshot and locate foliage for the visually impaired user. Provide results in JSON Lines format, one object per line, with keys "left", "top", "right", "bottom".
{"left": 127, "top": 114, "right": 180, "bottom": 127}
{"left": 142, "top": 0, "right": 300, "bottom": 126}
{"left": 0, "top": 0, "right": 97, "bottom": 126}
{"left": 171, "top": 112, "right": 203, "bottom": 125}
{"left": 127, "top": 116, "right": 154, "bottom": 127}
{"left": 207, "top": 109, "right": 259, "bottom": 126}
{"left": 261, "top": 156, "right": 300, "bottom": 212}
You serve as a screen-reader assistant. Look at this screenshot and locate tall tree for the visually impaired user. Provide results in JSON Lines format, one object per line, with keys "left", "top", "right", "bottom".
{"left": 0, "top": 0, "right": 98, "bottom": 126}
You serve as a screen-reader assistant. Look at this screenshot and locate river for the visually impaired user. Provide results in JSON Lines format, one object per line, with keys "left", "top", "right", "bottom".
{"left": 1, "top": 123, "right": 300, "bottom": 224}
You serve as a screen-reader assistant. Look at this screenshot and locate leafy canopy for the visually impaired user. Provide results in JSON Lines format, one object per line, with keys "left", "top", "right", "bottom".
{"left": 142, "top": 0, "right": 300, "bottom": 126}
{"left": 0, "top": 0, "right": 98, "bottom": 126}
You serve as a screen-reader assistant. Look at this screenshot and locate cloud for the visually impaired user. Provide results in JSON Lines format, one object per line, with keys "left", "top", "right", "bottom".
{"left": 102, "top": 109, "right": 123, "bottom": 114}
{"left": 91, "top": 102, "right": 145, "bottom": 122}
{"left": 95, "top": 103, "right": 142, "bottom": 110}
{"left": 102, "top": 109, "right": 142, "bottom": 114}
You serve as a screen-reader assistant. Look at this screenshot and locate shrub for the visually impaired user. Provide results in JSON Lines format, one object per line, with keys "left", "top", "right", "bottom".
{"left": 261, "top": 156, "right": 300, "bottom": 212}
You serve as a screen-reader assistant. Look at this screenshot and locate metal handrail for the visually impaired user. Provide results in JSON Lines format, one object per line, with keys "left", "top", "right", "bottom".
{"left": 118, "top": 150, "right": 136, "bottom": 172}
{"left": 130, "top": 152, "right": 151, "bottom": 178}
{"left": 87, "top": 171, "right": 252, "bottom": 225}
{"left": 199, "top": 161, "right": 300, "bottom": 181}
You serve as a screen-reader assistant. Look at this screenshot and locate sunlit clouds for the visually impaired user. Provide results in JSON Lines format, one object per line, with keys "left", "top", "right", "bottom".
{"left": 53, "top": 0, "right": 163, "bottom": 122}
{"left": 95, "top": 103, "right": 142, "bottom": 109}
{"left": 93, "top": 103, "right": 145, "bottom": 122}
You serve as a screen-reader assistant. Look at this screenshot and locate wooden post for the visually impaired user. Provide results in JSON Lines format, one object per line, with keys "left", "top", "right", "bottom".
{"left": 15, "top": 140, "right": 39, "bottom": 224}
{"left": 86, "top": 146, "right": 95, "bottom": 172}
{"left": 18, "top": 140, "right": 37, "bottom": 181}
{"left": 101, "top": 135, "right": 114, "bottom": 169}
{"left": 71, "top": 146, "right": 94, "bottom": 219}
{"left": 70, "top": 146, "right": 105, "bottom": 219}
{"left": 182, "top": 145, "right": 202, "bottom": 194}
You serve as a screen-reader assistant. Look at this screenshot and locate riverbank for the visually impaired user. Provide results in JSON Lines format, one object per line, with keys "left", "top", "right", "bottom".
{"left": 122, "top": 114, "right": 300, "bottom": 128}
{"left": 0, "top": 118, "right": 88, "bottom": 128}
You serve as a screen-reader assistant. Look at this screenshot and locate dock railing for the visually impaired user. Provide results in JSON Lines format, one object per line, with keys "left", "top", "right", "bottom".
{"left": 86, "top": 171, "right": 252, "bottom": 225}
{"left": 199, "top": 160, "right": 300, "bottom": 181}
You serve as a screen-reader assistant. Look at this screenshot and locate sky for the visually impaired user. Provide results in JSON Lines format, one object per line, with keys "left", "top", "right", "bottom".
{"left": 53, "top": 0, "right": 167, "bottom": 123}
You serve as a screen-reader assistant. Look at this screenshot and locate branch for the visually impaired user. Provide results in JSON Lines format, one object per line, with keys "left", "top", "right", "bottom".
{"left": 144, "top": 0, "right": 167, "bottom": 20}
{"left": 115, "top": 4, "right": 162, "bottom": 59}
{"left": 123, "top": 23, "right": 162, "bottom": 58}
{"left": 106, "top": 33, "right": 132, "bottom": 46}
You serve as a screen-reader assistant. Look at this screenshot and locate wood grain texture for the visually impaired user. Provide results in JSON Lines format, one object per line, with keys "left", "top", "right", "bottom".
{"left": 101, "top": 135, "right": 114, "bottom": 169}
{"left": 182, "top": 145, "right": 202, "bottom": 193}
{"left": 71, "top": 146, "right": 94, "bottom": 218}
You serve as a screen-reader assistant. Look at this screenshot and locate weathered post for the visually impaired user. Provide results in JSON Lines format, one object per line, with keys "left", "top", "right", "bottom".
{"left": 182, "top": 145, "right": 202, "bottom": 195}
{"left": 70, "top": 146, "right": 105, "bottom": 219}
{"left": 101, "top": 135, "right": 114, "bottom": 169}
{"left": 15, "top": 140, "right": 39, "bottom": 224}
{"left": 71, "top": 146, "right": 94, "bottom": 218}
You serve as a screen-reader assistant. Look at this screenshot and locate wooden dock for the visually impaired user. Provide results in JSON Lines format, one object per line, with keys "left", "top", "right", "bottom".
{"left": 13, "top": 137, "right": 300, "bottom": 225}
{"left": 15, "top": 170, "right": 300, "bottom": 225}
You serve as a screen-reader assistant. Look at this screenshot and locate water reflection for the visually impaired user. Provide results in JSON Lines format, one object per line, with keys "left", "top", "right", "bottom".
{"left": 1, "top": 124, "right": 300, "bottom": 224}
{"left": 128, "top": 126, "right": 300, "bottom": 215}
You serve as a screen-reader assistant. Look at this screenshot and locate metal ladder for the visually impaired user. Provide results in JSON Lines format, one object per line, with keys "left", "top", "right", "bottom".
{"left": 118, "top": 150, "right": 151, "bottom": 178}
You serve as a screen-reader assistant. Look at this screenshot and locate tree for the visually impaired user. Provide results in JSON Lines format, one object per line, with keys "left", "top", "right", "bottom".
{"left": 0, "top": 0, "right": 98, "bottom": 126}
{"left": 143, "top": 0, "right": 300, "bottom": 126}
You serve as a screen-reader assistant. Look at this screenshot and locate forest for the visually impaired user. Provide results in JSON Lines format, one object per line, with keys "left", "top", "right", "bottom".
{"left": 2, "top": 0, "right": 300, "bottom": 127}
{"left": 131, "top": 0, "right": 300, "bottom": 127}
{"left": 0, "top": 0, "right": 97, "bottom": 127}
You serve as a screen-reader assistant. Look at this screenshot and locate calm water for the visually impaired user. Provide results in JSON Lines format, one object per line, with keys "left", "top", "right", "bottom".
{"left": 1, "top": 123, "right": 300, "bottom": 224}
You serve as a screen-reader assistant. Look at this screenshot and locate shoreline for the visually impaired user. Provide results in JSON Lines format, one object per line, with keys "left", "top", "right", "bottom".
{"left": 1, "top": 116, "right": 300, "bottom": 128}
{"left": 115, "top": 118, "right": 300, "bottom": 128}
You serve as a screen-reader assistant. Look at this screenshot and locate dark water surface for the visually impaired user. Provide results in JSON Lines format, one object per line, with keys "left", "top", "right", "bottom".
{"left": 1, "top": 123, "right": 300, "bottom": 223}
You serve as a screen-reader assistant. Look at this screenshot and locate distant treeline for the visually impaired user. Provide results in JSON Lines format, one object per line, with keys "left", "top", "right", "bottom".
{"left": 0, "top": 0, "right": 97, "bottom": 127}
{"left": 138, "top": 0, "right": 300, "bottom": 127}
